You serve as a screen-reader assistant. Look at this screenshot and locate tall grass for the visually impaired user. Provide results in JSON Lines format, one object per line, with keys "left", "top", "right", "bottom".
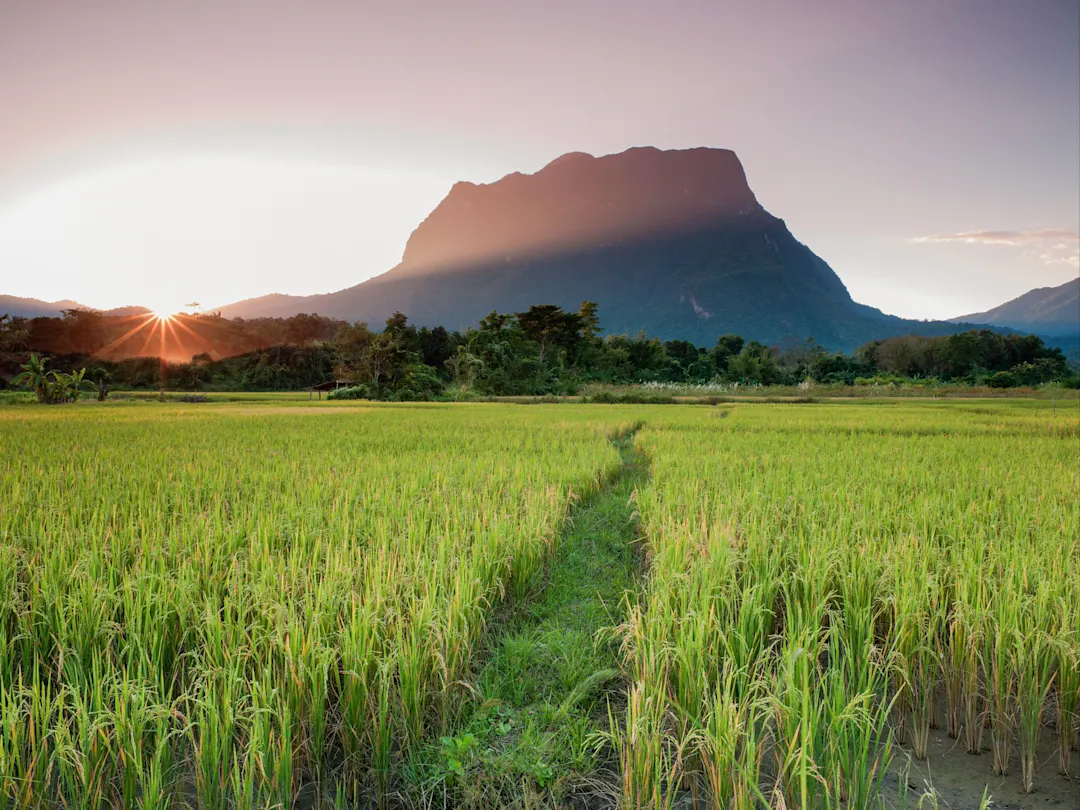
{"left": 617, "top": 402, "right": 1079, "bottom": 806}
{"left": 2, "top": 398, "right": 1075, "bottom": 806}
{"left": 0, "top": 403, "right": 632, "bottom": 806}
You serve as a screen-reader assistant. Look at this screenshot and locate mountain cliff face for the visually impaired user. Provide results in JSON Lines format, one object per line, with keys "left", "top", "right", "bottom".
{"left": 952, "top": 277, "right": 1079, "bottom": 337}
{"left": 214, "top": 147, "right": 982, "bottom": 350}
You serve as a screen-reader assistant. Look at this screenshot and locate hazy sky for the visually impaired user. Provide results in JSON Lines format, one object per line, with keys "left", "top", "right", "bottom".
{"left": 0, "top": 0, "right": 1077, "bottom": 319}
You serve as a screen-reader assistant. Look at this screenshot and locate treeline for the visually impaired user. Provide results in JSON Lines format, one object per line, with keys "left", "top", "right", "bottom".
{"left": 1, "top": 304, "right": 1075, "bottom": 398}
{"left": 0, "top": 309, "right": 345, "bottom": 359}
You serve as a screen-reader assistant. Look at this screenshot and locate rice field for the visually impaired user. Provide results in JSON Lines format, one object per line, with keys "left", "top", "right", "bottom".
{"left": 0, "top": 398, "right": 1077, "bottom": 808}
{"left": 621, "top": 402, "right": 1079, "bottom": 808}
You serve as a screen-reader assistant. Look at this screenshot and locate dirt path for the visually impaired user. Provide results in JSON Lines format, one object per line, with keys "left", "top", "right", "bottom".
{"left": 413, "top": 428, "right": 648, "bottom": 809}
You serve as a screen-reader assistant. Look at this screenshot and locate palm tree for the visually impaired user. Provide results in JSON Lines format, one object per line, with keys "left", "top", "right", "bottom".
{"left": 61, "top": 368, "right": 96, "bottom": 402}
{"left": 12, "top": 354, "right": 51, "bottom": 402}
{"left": 13, "top": 357, "right": 96, "bottom": 404}
{"left": 90, "top": 367, "right": 111, "bottom": 401}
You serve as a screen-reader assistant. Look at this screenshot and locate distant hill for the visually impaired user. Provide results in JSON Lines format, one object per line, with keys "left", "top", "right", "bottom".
{"left": 103, "top": 305, "right": 153, "bottom": 317}
{"left": 0, "top": 296, "right": 153, "bottom": 319}
{"left": 213, "top": 293, "right": 308, "bottom": 319}
{"left": 0, "top": 295, "right": 89, "bottom": 318}
{"left": 952, "top": 277, "right": 1079, "bottom": 337}
{"left": 214, "top": 147, "right": 998, "bottom": 351}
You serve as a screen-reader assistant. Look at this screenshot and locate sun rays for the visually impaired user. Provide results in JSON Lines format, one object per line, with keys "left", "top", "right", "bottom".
{"left": 88, "top": 310, "right": 218, "bottom": 363}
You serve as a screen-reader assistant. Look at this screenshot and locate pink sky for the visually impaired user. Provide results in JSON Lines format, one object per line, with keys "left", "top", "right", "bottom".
{"left": 0, "top": 0, "right": 1077, "bottom": 318}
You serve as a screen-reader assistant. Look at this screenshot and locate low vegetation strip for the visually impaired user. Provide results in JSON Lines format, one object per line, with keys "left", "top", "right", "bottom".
{"left": 617, "top": 403, "right": 1079, "bottom": 809}
{"left": 411, "top": 427, "right": 648, "bottom": 809}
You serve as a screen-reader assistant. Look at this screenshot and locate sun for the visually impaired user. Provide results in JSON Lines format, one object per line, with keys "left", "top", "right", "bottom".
{"left": 146, "top": 299, "right": 196, "bottom": 321}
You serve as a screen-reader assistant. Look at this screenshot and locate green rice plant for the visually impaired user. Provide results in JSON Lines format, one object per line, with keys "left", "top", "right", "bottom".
{"left": 245, "top": 671, "right": 296, "bottom": 809}
{"left": 230, "top": 729, "right": 262, "bottom": 810}
{"left": 1055, "top": 594, "right": 1079, "bottom": 776}
{"left": 397, "top": 596, "right": 436, "bottom": 749}
{"left": 111, "top": 675, "right": 160, "bottom": 809}
{"left": 189, "top": 663, "right": 245, "bottom": 809}
{"left": 985, "top": 593, "right": 1018, "bottom": 776}
{"left": 607, "top": 681, "right": 682, "bottom": 810}
{"left": 1014, "top": 595, "right": 1058, "bottom": 794}
{"left": 828, "top": 585, "right": 895, "bottom": 807}
{"left": 622, "top": 402, "right": 1078, "bottom": 806}
{"left": 889, "top": 546, "right": 938, "bottom": 759}
{"left": 52, "top": 665, "right": 116, "bottom": 810}
{"left": 1, "top": 397, "right": 1077, "bottom": 806}
{"left": 0, "top": 672, "right": 58, "bottom": 808}
{"left": 371, "top": 661, "right": 395, "bottom": 809}
{"left": 697, "top": 665, "right": 767, "bottom": 810}
{"left": 954, "top": 577, "right": 988, "bottom": 756}
{"left": 138, "top": 709, "right": 176, "bottom": 810}
{"left": 770, "top": 577, "right": 830, "bottom": 810}
{"left": 337, "top": 596, "right": 382, "bottom": 795}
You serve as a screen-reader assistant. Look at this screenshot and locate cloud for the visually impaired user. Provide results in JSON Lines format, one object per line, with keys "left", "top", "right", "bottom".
{"left": 911, "top": 228, "right": 1080, "bottom": 246}
{"left": 1039, "top": 252, "right": 1080, "bottom": 268}
{"left": 912, "top": 227, "right": 1080, "bottom": 269}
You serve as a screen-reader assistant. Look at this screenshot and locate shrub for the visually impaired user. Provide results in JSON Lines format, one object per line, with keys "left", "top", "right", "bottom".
{"left": 327, "top": 385, "right": 370, "bottom": 400}
{"left": 399, "top": 365, "right": 445, "bottom": 399}
{"left": 987, "top": 371, "right": 1018, "bottom": 389}
{"left": 1009, "top": 359, "right": 1062, "bottom": 386}
{"left": 587, "top": 391, "right": 677, "bottom": 405}
{"left": 177, "top": 394, "right": 209, "bottom": 403}
{"left": 854, "top": 374, "right": 904, "bottom": 387}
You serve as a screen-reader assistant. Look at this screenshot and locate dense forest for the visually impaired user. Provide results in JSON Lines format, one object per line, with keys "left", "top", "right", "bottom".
{"left": 1, "top": 303, "right": 1075, "bottom": 400}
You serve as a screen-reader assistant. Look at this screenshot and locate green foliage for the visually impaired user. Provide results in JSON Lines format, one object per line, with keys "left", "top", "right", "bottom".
{"left": 439, "top": 733, "right": 479, "bottom": 782}
{"left": 868, "top": 329, "right": 1067, "bottom": 381}
{"left": 11, "top": 354, "right": 95, "bottom": 403}
{"left": 89, "top": 367, "right": 111, "bottom": 401}
{"left": 621, "top": 404, "right": 1078, "bottom": 808}
{"left": 587, "top": 390, "right": 677, "bottom": 405}
{"left": 326, "top": 384, "right": 370, "bottom": 400}
{"left": 388, "top": 364, "right": 444, "bottom": 401}
{"left": 0, "top": 404, "right": 632, "bottom": 808}
{"left": 11, "top": 353, "right": 52, "bottom": 401}
{"left": 725, "top": 341, "right": 782, "bottom": 385}
{"left": 0, "top": 314, "right": 29, "bottom": 351}
{"left": 414, "top": 430, "right": 645, "bottom": 808}
{"left": 6, "top": 302, "right": 1074, "bottom": 397}
{"left": 988, "top": 370, "right": 1019, "bottom": 388}
{"left": 515, "top": 304, "right": 583, "bottom": 365}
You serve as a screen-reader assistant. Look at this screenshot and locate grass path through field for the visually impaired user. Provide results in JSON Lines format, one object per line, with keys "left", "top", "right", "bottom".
{"left": 414, "top": 427, "right": 648, "bottom": 809}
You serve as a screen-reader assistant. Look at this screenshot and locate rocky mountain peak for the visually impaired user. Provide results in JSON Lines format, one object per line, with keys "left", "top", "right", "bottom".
{"left": 399, "top": 146, "right": 761, "bottom": 272}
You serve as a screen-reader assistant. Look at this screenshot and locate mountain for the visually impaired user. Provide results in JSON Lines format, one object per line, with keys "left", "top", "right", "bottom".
{"left": 951, "top": 277, "right": 1079, "bottom": 337}
{"left": 210, "top": 146, "right": 994, "bottom": 350}
{"left": 0, "top": 295, "right": 89, "bottom": 319}
{"left": 0, "top": 296, "right": 153, "bottom": 319}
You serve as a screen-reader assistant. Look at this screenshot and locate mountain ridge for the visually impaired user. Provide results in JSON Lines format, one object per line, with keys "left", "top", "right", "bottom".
{"left": 7, "top": 147, "right": 1056, "bottom": 352}
{"left": 211, "top": 147, "right": 997, "bottom": 351}
{"left": 0, "top": 295, "right": 90, "bottom": 319}
{"left": 951, "top": 277, "right": 1079, "bottom": 336}
{"left": 0, "top": 295, "right": 153, "bottom": 319}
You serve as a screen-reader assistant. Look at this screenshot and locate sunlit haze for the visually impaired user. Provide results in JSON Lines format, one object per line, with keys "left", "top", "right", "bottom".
{"left": 0, "top": 153, "right": 456, "bottom": 312}
{"left": 1, "top": 0, "right": 1078, "bottom": 320}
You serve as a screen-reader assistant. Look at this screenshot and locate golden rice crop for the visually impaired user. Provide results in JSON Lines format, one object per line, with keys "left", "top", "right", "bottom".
{"left": 618, "top": 402, "right": 1079, "bottom": 807}
{"left": 0, "top": 403, "right": 632, "bottom": 807}
{"left": 1, "top": 398, "right": 1076, "bottom": 808}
